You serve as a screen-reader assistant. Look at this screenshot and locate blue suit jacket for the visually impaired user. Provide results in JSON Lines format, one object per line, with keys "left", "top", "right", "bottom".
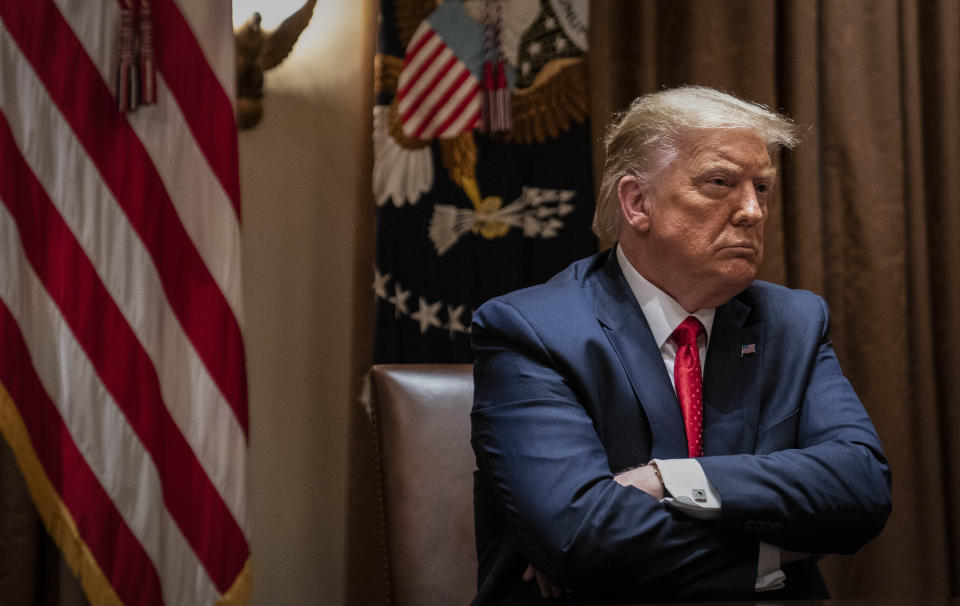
{"left": 470, "top": 250, "right": 891, "bottom": 604}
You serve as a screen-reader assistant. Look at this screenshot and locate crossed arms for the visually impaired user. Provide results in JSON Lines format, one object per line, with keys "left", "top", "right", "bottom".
{"left": 470, "top": 293, "right": 891, "bottom": 601}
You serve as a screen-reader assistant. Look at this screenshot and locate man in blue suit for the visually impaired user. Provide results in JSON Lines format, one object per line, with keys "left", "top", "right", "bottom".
{"left": 470, "top": 86, "right": 891, "bottom": 604}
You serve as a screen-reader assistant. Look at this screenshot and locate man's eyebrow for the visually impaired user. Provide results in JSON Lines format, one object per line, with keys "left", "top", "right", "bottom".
{"left": 692, "top": 160, "right": 739, "bottom": 174}
{"left": 698, "top": 161, "right": 777, "bottom": 177}
{"left": 692, "top": 160, "right": 753, "bottom": 175}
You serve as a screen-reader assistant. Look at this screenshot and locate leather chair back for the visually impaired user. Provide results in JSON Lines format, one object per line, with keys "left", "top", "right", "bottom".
{"left": 369, "top": 364, "right": 476, "bottom": 606}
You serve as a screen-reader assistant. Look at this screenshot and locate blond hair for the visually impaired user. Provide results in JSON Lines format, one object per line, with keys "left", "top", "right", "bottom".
{"left": 593, "top": 86, "right": 799, "bottom": 241}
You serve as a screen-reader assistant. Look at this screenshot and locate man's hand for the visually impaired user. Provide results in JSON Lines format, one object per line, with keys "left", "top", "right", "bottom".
{"left": 523, "top": 564, "right": 563, "bottom": 598}
{"left": 613, "top": 464, "right": 664, "bottom": 500}
{"left": 519, "top": 466, "right": 665, "bottom": 598}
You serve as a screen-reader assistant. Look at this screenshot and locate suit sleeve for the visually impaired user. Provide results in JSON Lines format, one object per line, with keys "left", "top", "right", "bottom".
{"left": 697, "top": 295, "right": 892, "bottom": 553}
{"left": 471, "top": 297, "right": 758, "bottom": 600}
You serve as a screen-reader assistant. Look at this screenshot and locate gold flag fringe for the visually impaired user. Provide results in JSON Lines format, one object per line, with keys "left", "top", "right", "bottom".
{"left": 218, "top": 558, "right": 253, "bottom": 606}
{"left": 0, "top": 383, "right": 253, "bottom": 605}
{"left": 0, "top": 383, "right": 123, "bottom": 606}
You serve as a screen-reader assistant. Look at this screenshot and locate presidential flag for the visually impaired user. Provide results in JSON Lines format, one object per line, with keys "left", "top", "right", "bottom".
{"left": 0, "top": 1, "right": 249, "bottom": 604}
{"left": 373, "top": 0, "right": 595, "bottom": 363}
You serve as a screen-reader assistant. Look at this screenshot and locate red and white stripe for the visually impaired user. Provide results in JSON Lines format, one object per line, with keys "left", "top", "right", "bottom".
{"left": 0, "top": 0, "right": 248, "bottom": 604}
{"left": 396, "top": 22, "right": 481, "bottom": 140}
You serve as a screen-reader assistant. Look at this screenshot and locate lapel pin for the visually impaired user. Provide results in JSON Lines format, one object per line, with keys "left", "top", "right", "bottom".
{"left": 740, "top": 343, "right": 756, "bottom": 357}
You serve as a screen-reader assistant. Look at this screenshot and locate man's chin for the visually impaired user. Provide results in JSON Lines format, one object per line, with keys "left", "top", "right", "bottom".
{"left": 713, "top": 264, "right": 758, "bottom": 298}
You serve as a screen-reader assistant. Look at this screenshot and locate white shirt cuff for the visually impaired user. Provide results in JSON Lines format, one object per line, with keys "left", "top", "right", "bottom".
{"left": 654, "top": 459, "right": 784, "bottom": 590}
{"left": 651, "top": 458, "right": 720, "bottom": 520}
{"left": 755, "top": 542, "right": 786, "bottom": 591}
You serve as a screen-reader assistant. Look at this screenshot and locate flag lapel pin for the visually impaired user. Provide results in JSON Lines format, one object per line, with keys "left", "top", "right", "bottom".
{"left": 740, "top": 343, "right": 756, "bottom": 357}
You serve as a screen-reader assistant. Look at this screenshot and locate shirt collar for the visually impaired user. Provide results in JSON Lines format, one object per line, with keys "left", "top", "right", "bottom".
{"left": 615, "top": 245, "right": 716, "bottom": 348}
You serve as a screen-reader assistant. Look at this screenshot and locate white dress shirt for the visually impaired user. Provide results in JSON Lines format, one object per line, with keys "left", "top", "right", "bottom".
{"left": 616, "top": 246, "right": 785, "bottom": 592}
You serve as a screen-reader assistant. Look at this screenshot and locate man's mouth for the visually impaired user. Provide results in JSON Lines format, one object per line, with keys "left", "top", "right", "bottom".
{"left": 722, "top": 242, "right": 758, "bottom": 254}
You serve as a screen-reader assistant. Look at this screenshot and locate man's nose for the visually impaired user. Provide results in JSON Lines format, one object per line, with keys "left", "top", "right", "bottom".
{"left": 733, "top": 185, "right": 765, "bottom": 225}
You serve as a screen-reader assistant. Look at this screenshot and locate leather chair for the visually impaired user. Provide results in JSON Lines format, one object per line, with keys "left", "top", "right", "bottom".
{"left": 367, "top": 364, "right": 477, "bottom": 606}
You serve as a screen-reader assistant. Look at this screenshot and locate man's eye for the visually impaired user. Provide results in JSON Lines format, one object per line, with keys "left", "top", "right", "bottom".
{"left": 709, "top": 178, "right": 727, "bottom": 187}
{"left": 756, "top": 183, "right": 769, "bottom": 193}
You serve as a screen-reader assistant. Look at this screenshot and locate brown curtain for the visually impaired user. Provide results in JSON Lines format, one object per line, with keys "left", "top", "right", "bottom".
{"left": 590, "top": 0, "right": 960, "bottom": 598}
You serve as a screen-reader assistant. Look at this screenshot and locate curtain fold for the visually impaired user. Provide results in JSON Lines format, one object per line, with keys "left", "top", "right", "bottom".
{"left": 590, "top": 0, "right": 960, "bottom": 597}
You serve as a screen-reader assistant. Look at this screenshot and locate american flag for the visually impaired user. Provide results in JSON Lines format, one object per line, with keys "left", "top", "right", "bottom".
{"left": 0, "top": 1, "right": 249, "bottom": 605}
{"left": 396, "top": 18, "right": 481, "bottom": 140}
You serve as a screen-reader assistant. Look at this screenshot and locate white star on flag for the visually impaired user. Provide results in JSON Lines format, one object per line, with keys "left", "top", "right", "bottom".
{"left": 411, "top": 297, "right": 443, "bottom": 334}
{"left": 390, "top": 282, "right": 411, "bottom": 317}
{"left": 447, "top": 304, "right": 466, "bottom": 337}
{"left": 372, "top": 267, "right": 391, "bottom": 299}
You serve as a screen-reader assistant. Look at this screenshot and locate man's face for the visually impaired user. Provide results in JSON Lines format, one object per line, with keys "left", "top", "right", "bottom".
{"left": 643, "top": 129, "right": 775, "bottom": 306}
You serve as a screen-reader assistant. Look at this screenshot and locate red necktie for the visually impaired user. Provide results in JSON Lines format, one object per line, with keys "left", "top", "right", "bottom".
{"left": 671, "top": 316, "right": 705, "bottom": 457}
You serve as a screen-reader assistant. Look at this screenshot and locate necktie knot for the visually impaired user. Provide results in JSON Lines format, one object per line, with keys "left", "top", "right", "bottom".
{"left": 671, "top": 316, "right": 704, "bottom": 347}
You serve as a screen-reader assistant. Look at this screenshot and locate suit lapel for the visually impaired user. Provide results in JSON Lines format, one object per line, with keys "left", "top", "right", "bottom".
{"left": 703, "top": 295, "right": 764, "bottom": 455}
{"left": 592, "top": 253, "right": 689, "bottom": 459}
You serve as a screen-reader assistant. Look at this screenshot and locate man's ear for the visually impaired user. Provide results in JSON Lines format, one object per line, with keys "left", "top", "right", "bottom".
{"left": 618, "top": 175, "right": 651, "bottom": 233}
